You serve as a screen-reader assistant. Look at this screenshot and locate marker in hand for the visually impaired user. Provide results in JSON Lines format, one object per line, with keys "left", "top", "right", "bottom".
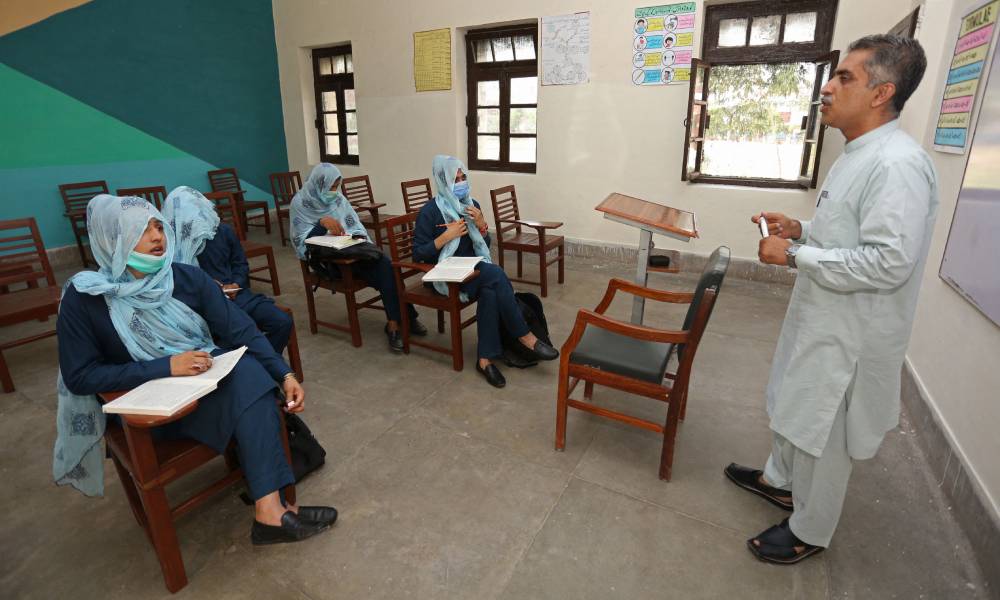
{"left": 759, "top": 214, "right": 770, "bottom": 238}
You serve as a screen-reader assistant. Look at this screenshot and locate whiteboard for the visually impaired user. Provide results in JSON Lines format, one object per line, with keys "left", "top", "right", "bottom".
{"left": 939, "top": 40, "right": 1000, "bottom": 327}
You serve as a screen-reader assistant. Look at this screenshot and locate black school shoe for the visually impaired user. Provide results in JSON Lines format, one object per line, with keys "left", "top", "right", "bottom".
{"left": 410, "top": 318, "right": 428, "bottom": 336}
{"left": 251, "top": 511, "right": 329, "bottom": 546}
{"left": 385, "top": 324, "right": 404, "bottom": 352}
{"left": 527, "top": 339, "right": 559, "bottom": 361}
{"left": 476, "top": 362, "right": 506, "bottom": 388}
{"left": 297, "top": 505, "right": 338, "bottom": 527}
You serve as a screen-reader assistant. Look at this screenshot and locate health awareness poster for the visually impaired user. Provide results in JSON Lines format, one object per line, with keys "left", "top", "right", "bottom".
{"left": 632, "top": 2, "right": 696, "bottom": 86}
{"left": 934, "top": 0, "right": 1000, "bottom": 153}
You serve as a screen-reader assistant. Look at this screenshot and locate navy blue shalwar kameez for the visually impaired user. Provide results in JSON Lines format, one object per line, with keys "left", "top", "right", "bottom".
{"left": 196, "top": 223, "right": 292, "bottom": 354}
{"left": 57, "top": 263, "right": 295, "bottom": 501}
{"left": 412, "top": 200, "right": 530, "bottom": 360}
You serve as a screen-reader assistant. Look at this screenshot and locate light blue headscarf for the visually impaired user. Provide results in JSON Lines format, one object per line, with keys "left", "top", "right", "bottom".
{"left": 160, "top": 186, "right": 221, "bottom": 266}
{"left": 289, "top": 163, "right": 369, "bottom": 259}
{"left": 431, "top": 155, "right": 492, "bottom": 297}
{"left": 53, "top": 195, "right": 217, "bottom": 497}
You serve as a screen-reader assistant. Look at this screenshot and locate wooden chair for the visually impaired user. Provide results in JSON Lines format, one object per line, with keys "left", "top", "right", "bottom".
{"left": 0, "top": 218, "right": 61, "bottom": 393}
{"left": 490, "top": 185, "right": 565, "bottom": 297}
{"left": 58, "top": 180, "right": 108, "bottom": 267}
{"left": 556, "top": 247, "right": 730, "bottom": 481}
{"left": 400, "top": 178, "right": 434, "bottom": 214}
{"left": 269, "top": 171, "right": 302, "bottom": 247}
{"left": 116, "top": 185, "right": 168, "bottom": 210}
{"left": 203, "top": 191, "right": 280, "bottom": 296}
{"left": 342, "top": 174, "right": 398, "bottom": 248}
{"left": 98, "top": 391, "right": 297, "bottom": 593}
{"left": 275, "top": 304, "right": 304, "bottom": 381}
{"left": 384, "top": 212, "right": 478, "bottom": 371}
{"left": 298, "top": 257, "right": 383, "bottom": 348}
{"left": 207, "top": 168, "right": 271, "bottom": 235}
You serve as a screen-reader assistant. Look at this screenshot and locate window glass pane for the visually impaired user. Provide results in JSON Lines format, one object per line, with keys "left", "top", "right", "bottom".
{"left": 690, "top": 104, "right": 702, "bottom": 139}
{"left": 346, "top": 54, "right": 354, "bottom": 73}
{"left": 687, "top": 142, "right": 699, "bottom": 174}
{"left": 477, "top": 108, "right": 500, "bottom": 133}
{"left": 784, "top": 12, "right": 817, "bottom": 43}
{"left": 718, "top": 18, "right": 747, "bottom": 47}
{"left": 510, "top": 108, "right": 536, "bottom": 134}
{"left": 323, "top": 113, "right": 339, "bottom": 133}
{"left": 510, "top": 77, "right": 538, "bottom": 104}
{"left": 318, "top": 57, "right": 332, "bottom": 75}
{"left": 344, "top": 88, "right": 356, "bottom": 110}
{"left": 492, "top": 37, "right": 514, "bottom": 61}
{"left": 513, "top": 35, "right": 535, "bottom": 60}
{"left": 474, "top": 40, "right": 493, "bottom": 62}
{"left": 510, "top": 137, "right": 536, "bottom": 163}
{"left": 345, "top": 112, "right": 358, "bottom": 133}
{"left": 347, "top": 135, "right": 359, "bottom": 155}
{"left": 477, "top": 135, "right": 500, "bottom": 160}
{"left": 325, "top": 135, "right": 340, "bottom": 155}
{"left": 750, "top": 15, "right": 781, "bottom": 46}
{"left": 693, "top": 67, "right": 705, "bottom": 101}
{"left": 808, "top": 104, "right": 821, "bottom": 139}
{"left": 322, "top": 91, "right": 338, "bottom": 111}
{"left": 477, "top": 80, "right": 500, "bottom": 106}
{"left": 801, "top": 142, "right": 816, "bottom": 177}
{"left": 333, "top": 56, "right": 347, "bottom": 74}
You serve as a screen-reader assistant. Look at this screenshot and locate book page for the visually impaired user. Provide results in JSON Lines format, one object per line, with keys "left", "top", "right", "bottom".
{"left": 102, "top": 378, "right": 208, "bottom": 416}
{"left": 423, "top": 257, "right": 484, "bottom": 282}
{"left": 186, "top": 346, "right": 247, "bottom": 384}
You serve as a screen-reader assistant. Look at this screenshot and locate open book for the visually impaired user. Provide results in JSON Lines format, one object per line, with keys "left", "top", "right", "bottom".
{"left": 422, "top": 256, "right": 484, "bottom": 283}
{"left": 305, "top": 234, "right": 365, "bottom": 250}
{"left": 102, "top": 346, "right": 248, "bottom": 417}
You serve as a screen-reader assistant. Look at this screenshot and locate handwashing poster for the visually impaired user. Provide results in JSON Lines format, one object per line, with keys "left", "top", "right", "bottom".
{"left": 632, "top": 2, "right": 696, "bottom": 85}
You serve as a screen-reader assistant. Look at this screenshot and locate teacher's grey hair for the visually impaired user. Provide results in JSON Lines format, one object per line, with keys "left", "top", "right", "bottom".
{"left": 849, "top": 34, "right": 928, "bottom": 115}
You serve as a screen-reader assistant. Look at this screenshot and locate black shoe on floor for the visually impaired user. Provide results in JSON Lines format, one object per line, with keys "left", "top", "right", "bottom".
{"left": 251, "top": 511, "right": 328, "bottom": 546}
{"left": 410, "top": 318, "right": 428, "bottom": 337}
{"left": 297, "top": 505, "right": 338, "bottom": 527}
{"left": 476, "top": 362, "right": 506, "bottom": 388}
{"left": 526, "top": 339, "right": 559, "bottom": 361}
{"left": 385, "top": 324, "right": 404, "bottom": 353}
{"left": 724, "top": 463, "right": 793, "bottom": 511}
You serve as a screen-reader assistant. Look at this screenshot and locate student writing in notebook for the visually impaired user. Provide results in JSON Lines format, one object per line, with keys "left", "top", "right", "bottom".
{"left": 413, "top": 155, "right": 558, "bottom": 388}
{"left": 161, "top": 186, "right": 293, "bottom": 354}
{"left": 54, "top": 195, "right": 337, "bottom": 545}
{"left": 289, "top": 163, "right": 427, "bottom": 352}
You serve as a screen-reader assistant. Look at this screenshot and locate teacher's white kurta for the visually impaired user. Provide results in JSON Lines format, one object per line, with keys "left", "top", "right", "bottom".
{"left": 766, "top": 120, "right": 938, "bottom": 459}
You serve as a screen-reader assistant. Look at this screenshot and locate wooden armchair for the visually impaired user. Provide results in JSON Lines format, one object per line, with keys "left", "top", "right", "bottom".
{"left": 58, "top": 179, "right": 108, "bottom": 267}
{"left": 98, "top": 391, "right": 296, "bottom": 593}
{"left": 343, "top": 174, "right": 398, "bottom": 248}
{"left": 299, "top": 257, "right": 383, "bottom": 348}
{"left": 490, "top": 185, "right": 565, "bottom": 297}
{"left": 269, "top": 171, "right": 302, "bottom": 247}
{"left": 556, "top": 247, "right": 730, "bottom": 480}
{"left": 0, "top": 217, "right": 61, "bottom": 393}
{"left": 384, "top": 212, "right": 478, "bottom": 371}
{"left": 204, "top": 191, "right": 280, "bottom": 296}
{"left": 117, "top": 185, "right": 168, "bottom": 210}
{"left": 208, "top": 168, "right": 271, "bottom": 235}
{"left": 400, "top": 178, "right": 433, "bottom": 214}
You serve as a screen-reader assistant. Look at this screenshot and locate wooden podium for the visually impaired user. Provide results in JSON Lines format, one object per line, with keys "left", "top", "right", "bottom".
{"left": 596, "top": 193, "right": 698, "bottom": 324}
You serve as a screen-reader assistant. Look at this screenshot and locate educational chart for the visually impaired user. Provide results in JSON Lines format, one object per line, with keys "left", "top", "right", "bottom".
{"left": 934, "top": 0, "right": 1000, "bottom": 153}
{"left": 414, "top": 28, "right": 452, "bottom": 92}
{"left": 541, "top": 12, "right": 591, "bottom": 86}
{"left": 632, "top": 2, "right": 696, "bottom": 86}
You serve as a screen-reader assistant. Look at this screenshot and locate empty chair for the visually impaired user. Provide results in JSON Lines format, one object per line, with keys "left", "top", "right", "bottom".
{"left": 490, "top": 185, "right": 565, "bottom": 297}
{"left": 342, "top": 174, "right": 398, "bottom": 248}
{"left": 117, "top": 185, "right": 168, "bottom": 210}
{"left": 400, "top": 177, "right": 433, "bottom": 214}
{"left": 207, "top": 167, "right": 271, "bottom": 235}
{"left": 269, "top": 171, "right": 302, "bottom": 247}
{"left": 58, "top": 179, "right": 108, "bottom": 267}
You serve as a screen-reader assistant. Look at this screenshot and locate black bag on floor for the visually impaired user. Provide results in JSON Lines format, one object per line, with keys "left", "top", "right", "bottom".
{"left": 284, "top": 412, "right": 327, "bottom": 482}
{"left": 501, "top": 291, "right": 553, "bottom": 368}
{"left": 305, "top": 240, "right": 383, "bottom": 285}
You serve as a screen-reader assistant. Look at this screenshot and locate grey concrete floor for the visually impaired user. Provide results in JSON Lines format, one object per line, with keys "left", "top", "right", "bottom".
{"left": 0, "top": 228, "right": 991, "bottom": 599}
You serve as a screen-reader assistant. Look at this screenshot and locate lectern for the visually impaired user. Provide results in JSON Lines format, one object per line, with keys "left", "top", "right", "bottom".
{"left": 595, "top": 193, "right": 698, "bottom": 324}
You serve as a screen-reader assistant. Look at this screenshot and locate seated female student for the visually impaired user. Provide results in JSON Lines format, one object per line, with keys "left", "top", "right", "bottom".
{"left": 413, "top": 155, "right": 558, "bottom": 388}
{"left": 290, "top": 163, "right": 427, "bottom": 352}
{"left": 53, "top": 195, "right": 336, "bottom": 545}
{"left": 161, "top": 186, "right": 292, "bottom": 354}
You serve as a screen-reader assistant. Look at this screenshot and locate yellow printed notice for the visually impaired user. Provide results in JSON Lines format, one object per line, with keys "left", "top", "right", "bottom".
{"left": 414, "top": 28, "right": 452, "bottom": 92}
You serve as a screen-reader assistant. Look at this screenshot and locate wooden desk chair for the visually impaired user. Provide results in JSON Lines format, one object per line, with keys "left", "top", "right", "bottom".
{"left": 384, "top": 212, "right": 477, "bottom": 371}
{"left": 556, "top": 247, "right": 730, "bottom": 480}
{"left": 298, "top": 258, "right": 383, "bottom": 348}
{"left": 400, "top": 178, "right": 433, "bottom": 214}
{"left": 275, "top": 304, "right": 304, "bottom": 381}
{"left": 98, "top": 391, "right": 297, "bottom": 593}
{"left": 58, "top": 179, "right": 108, "bottom": 267}
{"left": 269, "top": 171, "right": 302, "bottom": 247}
{"left": 342, "top": 174, "right": 398, "bottom": 248}
{"left": 0, "top": 217, "right": 61, "bottom": 393}
{"left": 116, "top": 185, "right": 168, "bottom": 210}
{"left": 204, "top": 191, "right": 280, "bottom": 296}
{"left": 207, "top": 168, "right": 271, "bottom": 235}
{"left": 490, "top": 185, "right": 565, "bottom": 297}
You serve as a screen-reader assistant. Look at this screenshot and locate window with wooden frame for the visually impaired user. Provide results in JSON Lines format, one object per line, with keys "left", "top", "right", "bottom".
{"left": 312, "top": 44, "right": 359, "bottom": 165}
{"left": 683, "top": 0, "right": 839, "bottom": 189}
{"left": 465, "top": 24, "right": 538, "bottom": 173}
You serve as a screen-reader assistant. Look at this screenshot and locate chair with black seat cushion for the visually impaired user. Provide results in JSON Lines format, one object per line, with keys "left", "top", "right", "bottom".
{"left": 556, "top": 246, "right": 730, "bottom": 480}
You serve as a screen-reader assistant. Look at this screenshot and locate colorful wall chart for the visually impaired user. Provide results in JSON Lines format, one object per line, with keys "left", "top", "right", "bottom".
{"left": 934, "top": 0, "right": 1000, "bottom": 153}
{"left": 631, "top": 2, "right": 696, "bottom": 86}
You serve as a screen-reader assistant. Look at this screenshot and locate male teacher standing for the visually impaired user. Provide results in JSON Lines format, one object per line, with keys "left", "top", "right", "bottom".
{"left": 725, "top": 34, "right": 938, "bottom": 564}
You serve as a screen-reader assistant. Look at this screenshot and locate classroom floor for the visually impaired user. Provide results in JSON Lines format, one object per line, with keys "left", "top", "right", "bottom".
{"left": 0, "top": 227, "right": 991, "bottom": 600}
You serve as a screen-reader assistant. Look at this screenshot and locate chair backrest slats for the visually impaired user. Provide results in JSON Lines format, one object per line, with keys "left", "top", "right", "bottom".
{"left": 203, "top": 191, "right": 246, "bottom": 241}
{"left": 490, "top": 185, "right": 521, "bottom": 236}
{"left": 384, "top": 212, "right": 418, "bottom": 264}
{"left": 342, "top": 175, "right": 375, "bottom": 207}
{"left": 116, "top": 186, "right": 168, "bottom": 210}
{"left": 0, "top": 217, "right": 56, "bottom": 289}
{"left": 269, "top": 171, "right": 302, "bottom": 209}
{"left": 59, "top": 180, "right": 109, "bottom": 214}
{"left": 401, "top": 178, "right": 433, "bottom": 214}
{"left": 208, "top": 168, "right": 243, "bottom": 193}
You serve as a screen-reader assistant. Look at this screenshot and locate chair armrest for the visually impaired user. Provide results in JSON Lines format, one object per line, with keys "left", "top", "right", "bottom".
{"left": 393, "top": 260, "right": 434, "bottom": 273}
{"left": 98, "top": 391, "right": 201, "bottom": 428}
{"left": 580, "top": 309, "right": 689, "bottom": 343}
{"left": 594, "top": 278, "right": 695, "bottom": 314}
{"left": 352, "top": 202, "right": 387, "bottom": 210}
{"left": 512, "top": 219, "right": 563, "bottom": 230}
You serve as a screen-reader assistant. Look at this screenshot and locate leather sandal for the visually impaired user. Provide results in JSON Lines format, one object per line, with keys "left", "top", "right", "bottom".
{"left": 747, "top": 518, "right": 824, "bottom": 565}
{"left": 724, "top": 463, "right": 793, "bottom": 511}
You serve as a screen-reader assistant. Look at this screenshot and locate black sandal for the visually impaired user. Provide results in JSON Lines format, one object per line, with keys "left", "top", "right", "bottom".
{"left": 724, "top": 463, "right": 793, "bottom": 511}
{"left": 747, "top": 518, "right": 824, "bottom": 565}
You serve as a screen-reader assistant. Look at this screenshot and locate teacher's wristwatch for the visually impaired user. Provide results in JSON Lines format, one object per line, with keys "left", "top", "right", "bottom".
{"left": 785, "top": 244, "right": 802, "bottom": 269}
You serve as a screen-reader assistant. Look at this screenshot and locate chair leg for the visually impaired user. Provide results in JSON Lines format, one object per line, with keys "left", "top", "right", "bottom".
{"left": 498, "top": 245, "right": 505, "bottom": 272}
{"left": 659, "top": 398, "right": 683, "bottom": 481}
{"left": 678, "top": 387, "right": 688, "bottom": 421}
{"left": 286, "top": 321, "right": 304, "bottom": 382}
{"left": 140, "top": 487, "right": 188, "bottom": 593}
{"left": 344, "top": 291, "right": 362, "bottom": 348}
{"left": 449, "top": 308, "right": 463, "bottom": 371}
{"left": 539, "top": 248, "right": 548, "bottom": 298}
{"left": 304, "top": 282, "right": 318, "bottom": 335}
{"left": 400, "top": 301, "right": 412, "bottom": 354}
{"left": 263, "top": 208, "right": 271, "bottom": 235}
{"left": 437, "top": 309, "right": 445, "bottom": 333}
{"left": 558, "top": 243, "right": 565, "bottom": 284}
{"left": 72, "top": 223, "right": 89, "bottom": 268}
{"left": 517, "top": 251, "right": 523, "bottom": 278}
{"left": 110, "top": 453, "right": 149, "bottom": 536}
{"left": 555, "top": 360, "right": 570, "bottom": 451}
{"left": 266, "top": 250, "right": 281, "bottom": 296}
{"left": 584, "top": 381, "right": 594, "bottom": 401}
{"left": 0, "top": 350, "right": 13, "bottom": 394}
{"left": 277, "top": 212, "right": 288, "bottom": 247}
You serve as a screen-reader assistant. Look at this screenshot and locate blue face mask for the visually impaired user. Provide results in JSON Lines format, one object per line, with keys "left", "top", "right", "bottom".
{"left": 453, "top": 180, "right": 470, "bottom": 199}
{"left": 127, "top": 250, "right": 167, "bottom": 274}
